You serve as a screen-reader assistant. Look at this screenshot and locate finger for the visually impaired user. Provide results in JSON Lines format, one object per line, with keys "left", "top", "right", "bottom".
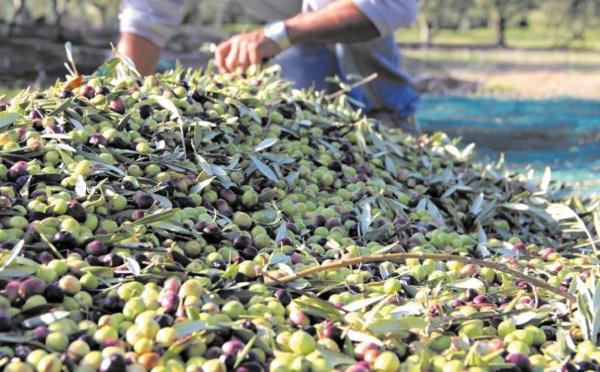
{"left": 225, "top": 38, "right": 241, "bottom": 72}
{"left": 215, "top": 42, "right": 231, "bottom": 74}
{"left": 248, "top": 42, "right": 261, "bottom": 66}
{"left": 237, "top": 40, "right": 249, "bottom": 71}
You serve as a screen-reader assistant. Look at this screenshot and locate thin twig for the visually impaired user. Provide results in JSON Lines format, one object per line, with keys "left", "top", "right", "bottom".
{"left": 259, "top": 269, "right": 349, "bottom": 314}
{"left": 325, "top": 73, "right": 378, "bottom": 100}
{"left": 278, "top": 253, "right": 576, "bottom": 302}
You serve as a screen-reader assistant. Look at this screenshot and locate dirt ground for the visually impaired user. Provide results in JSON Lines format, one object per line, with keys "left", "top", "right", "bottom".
{"left": 403, "top": 48, "right": 600, "bottom": 99}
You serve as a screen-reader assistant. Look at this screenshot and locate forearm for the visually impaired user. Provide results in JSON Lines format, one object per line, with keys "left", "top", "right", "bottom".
{"left": 117, "top": 32, "right": 161, "bottom": 76}
{"left": 285, "top": 0, "right": 380, "bottom": 45}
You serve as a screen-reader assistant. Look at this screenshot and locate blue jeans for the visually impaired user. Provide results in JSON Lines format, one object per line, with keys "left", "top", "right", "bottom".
{"left": 273, "top": 35, "right": 420, "bottom": 118}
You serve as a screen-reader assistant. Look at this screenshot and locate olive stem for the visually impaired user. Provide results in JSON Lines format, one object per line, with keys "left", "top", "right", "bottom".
{"left": 277, "top": 253, "right": 576, "bottom": 302}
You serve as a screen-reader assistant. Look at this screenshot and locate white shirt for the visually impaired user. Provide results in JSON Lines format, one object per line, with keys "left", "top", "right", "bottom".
{"left": 119, "top": 0, "right": 419, "bottom": 48}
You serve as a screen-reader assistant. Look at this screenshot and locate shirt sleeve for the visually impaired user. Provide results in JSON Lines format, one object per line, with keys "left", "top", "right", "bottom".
{"left": 119, "top": 0, "right": 185, "bottom": 48}
{"left": 352, "top": 0, "right": 419, "bottom": 36}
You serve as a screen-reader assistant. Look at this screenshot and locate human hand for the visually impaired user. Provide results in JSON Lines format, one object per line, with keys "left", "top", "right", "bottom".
{"left": 215, "top": 29, "right": 281, "bottom": 73}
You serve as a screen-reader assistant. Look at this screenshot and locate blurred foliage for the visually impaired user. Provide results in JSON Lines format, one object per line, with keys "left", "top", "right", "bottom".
{"left": 0, "top": 0, "right": 598, "bottom": 48}
{"left": 418, "top": 0, "right": 600, "bottom": 47}
{"left": 0, "top": 0, "right": 258, "bottom": 32}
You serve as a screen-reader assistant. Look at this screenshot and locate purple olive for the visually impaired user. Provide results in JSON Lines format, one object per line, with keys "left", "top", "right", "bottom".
{"left": 120, "top": 180, "right": 136, "bottom": 191}
{"left": 14, "top": 344, "right": 31, "bottom": 360}
{"left": 89, "top": 133, "right": 107, "bottom": 147}
{"left": 171, "top": 196, "right": 195, "bottom": 208}
{"left": 286, "top": 222, "right": 300, "bottom": 234}
{"left": 3, "top": 280, "right": 21, "bottom": 302}
{"left": 100, "top": 338, "right": 122, "bottom": 350}
{"left": 352, "top": 173, "right": 369, "bottom": 183}
{"left": 67, "top": 200, "right": 87, "bottom": 223}
{"left": 274, "top": 289, "right": 292, "bottom": 307}
{"left": 278, "top": 237, "right": 293, "bottom": 247}
{"left": 80, "top": 85, "right": 95, "bottom": 99}
{"left": 341, "top": 152, "right": 355, "bottom": 164}
{"left": 53, "top": 230, "right": 76, "bottom": 250}
{"left": 115, "top": 215, "right": 131, "bottom": 224}
{"left": 153, "top": 314, "right": 174, "bottom": 328}
{"left": 138, "top": 104, "right": 154, "bottom": 119}
{"left": 138, "top": 124, "right": 154, "bottom": 138}
{"left": 463, "top": 288, "right": 478, "bottom": 302}
{"left": 108, "top": 98, "right": 126, "bottom": 114}
{"left": 209, "top": 260, "right": 226, "bottom": 270}
{"left": 59, "top": 89, "right": 75, "bottom": 99}
{"left": 8, "top": 161, "right": 28, "bottom": 182}
{"left": 32, "top": 326, "right": 50, "bottom": 342}
{"left": 86, "top": 240, "right": 108, "bottom": 257}
{"left": 356, "top": 164, "right": 371, "bottom": 175}
{"left": 131, "top": 210, "right": 145, "bottom": 221}
{"left": 312, "top": 214, "right": 327, "bottom": 227}
{"left": 44, "top": 283, "right": 65, "bottom": 303}
{"left": 29, "top": 108, "right": 43, "bottom": 120}
{"left": 233, "top": 235, "right": 252, "bottom": 250}
{"left": 346, "top": 363, "right": 371, "bottom": 372}
{"left": 100, "top": 253, "right": 124, "bottom": 267}
{"left": 37, "top": 251, "right": 54, "bottom": 265}
{"left": 98, "top": 353, "right": 127, "bottom": 372}
{"left": 512, "top": 242, "right": 526, "bottom": 253}
{"left": 101, "top": 295, "right": 125, "bottom": 313}
{"left": 19, "top": 278, "right": 46, "bottom": 299}
{"left": 78, "top": 334, "right": 99, "bottom": 350}
{"left": 95, "top": 86, "right": 110, "bottom": 96}
{"left": 159, "top": 291, "right": 180, "bottom": 314}
{"left": 505, "top": 353, "right": 531, "bottom": 371}
{"left": 85, "top": 256, "right": 103, "bottom": 266}
{"left": 202, "top": 225, "right": 222, "bottom": 243}
{"left": 473, "top": 295, "right": 491, "bottom": 304}
{"left": 241, "top": 247, "right": 258, "bottom": 260}
{"left": 220, "top": 189, "right": 237, "bottom": 205}
{"left": 399, "top": 274, "right": 418, "bottom": 286}
{"left": 222, "top": 339, "right": 245, "bottom": 356}
{"left": 108, "top": 137, "right": 129, "bottom": 149}
{"left": 328, "top": 160, "right": 342, "bottom": 171}
{"left": 0, "top": 311, "right": 11, "bottom": 331}
{"left": 324, "top": 217, "right": 341, "bottom": 230}
{"left": 135, "top": 194, "right": 154, "bottom": 209}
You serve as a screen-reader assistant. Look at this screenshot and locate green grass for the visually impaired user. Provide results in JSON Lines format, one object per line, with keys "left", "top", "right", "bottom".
{"left": 396, "top": 27, "right": 600, "bottom": 51}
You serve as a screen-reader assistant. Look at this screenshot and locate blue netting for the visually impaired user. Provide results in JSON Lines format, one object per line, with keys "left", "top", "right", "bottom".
{"left": 417, "top": 96, "right": 600, "bottom": 194}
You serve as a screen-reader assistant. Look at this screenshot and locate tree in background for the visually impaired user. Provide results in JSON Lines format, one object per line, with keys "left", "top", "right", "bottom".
{"left": 530, "top": 0, "right": 600, "bottom": 47}
{"left": 473, "top": 0, "right": 537, "bottom": 47}
{"left": 417, "top": 0, "right": 474, "bottom": 45}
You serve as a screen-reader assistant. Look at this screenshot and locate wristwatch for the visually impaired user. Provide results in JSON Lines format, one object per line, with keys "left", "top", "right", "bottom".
{"left": 263, "top": 21, "right": 291, "bottom": 50}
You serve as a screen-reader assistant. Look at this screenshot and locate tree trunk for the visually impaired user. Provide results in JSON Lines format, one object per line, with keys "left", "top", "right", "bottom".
{"left": 213, "top": 0, "right": 232, "bottom": 28}
{"left": 490, "top": 7, "right": 507, "bottom": 47}
{"left": 8, "top": 0, "right": 28, "bottom": 35}
{"left": 418, "top": 14, "right": 431, "bottom": 46}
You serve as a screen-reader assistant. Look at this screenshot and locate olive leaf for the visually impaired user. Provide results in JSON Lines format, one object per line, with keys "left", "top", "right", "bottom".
{"left": 248, "top": 155, "right": 278, "bottom": 182}
{"left": 316, "top": 346, "right": 357, "bottom": 367}
{"left": 342, "top": 295, "right": 387, "bottom": 313}
{"left": 254, "top": 137, "right": 278, "bottom": 152}
{"left": 22, "top": 311, "right": 71, "bottom": 328}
